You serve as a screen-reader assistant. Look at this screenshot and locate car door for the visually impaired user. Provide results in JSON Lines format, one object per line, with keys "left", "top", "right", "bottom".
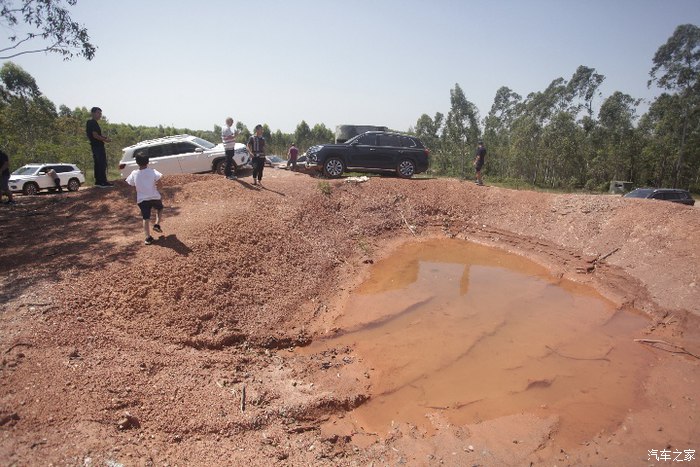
{"left": 375, "top": 133, "right": 403, "bottom": 169}
{"left": 37, "top": 165, "right": 57, "bottom": 189}
{"left": 347, "top": 133, "right": 378, "bottom": 169}
{"left": 54, "top": 165, "right": 74, "bottom": 186}
{"left": 146, "top": 143, "right": 184, "bottom": 174}
{"left": 173, "top": 142, "right": 206, "bottom": 174}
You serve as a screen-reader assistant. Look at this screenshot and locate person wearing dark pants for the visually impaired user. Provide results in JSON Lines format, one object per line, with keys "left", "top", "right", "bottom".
{"left": 86, "top": 107, "right": 112, "bottom": 188}
{"left": 221, "top": 117, "right": 240, "bottom": 180}
{"left": 0, "top": 149, "right": 15, "bottom": 204}
{"left": 247, "top": 124, "right": 266, "bottom": 186}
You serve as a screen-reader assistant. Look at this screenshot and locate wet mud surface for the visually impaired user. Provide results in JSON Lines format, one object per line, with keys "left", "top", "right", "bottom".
{"left": 1, "top": 169, "right": 699, "bottom": 465}
{"left": 306, "top": 239, "right": 653, "bottom": 448}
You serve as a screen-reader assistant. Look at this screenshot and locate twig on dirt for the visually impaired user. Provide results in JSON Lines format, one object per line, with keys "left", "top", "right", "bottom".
{"left": 633, "top": 339, "right": 700, "bottom": 359}
{"left": 545, "top": 345, "right": 613, "bottom": 362}
{"left": 598, "top": 248, "right": 620, "bottom": 262}
{"left": 4, "top": 342, "right": 32, "bottom": 354}
{"left": 399, "top": 210, "right": 417, "bottom": 237}
{"left": 240, "top": 384, "right": 246, "bottom": 413}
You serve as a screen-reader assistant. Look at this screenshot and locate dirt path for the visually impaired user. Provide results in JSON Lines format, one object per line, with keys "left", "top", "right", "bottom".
{"left": 1, "top": 168, "right": 698, "bottom": 466}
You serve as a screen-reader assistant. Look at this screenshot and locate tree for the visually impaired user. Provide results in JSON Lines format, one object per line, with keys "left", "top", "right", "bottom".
{"left": 0, "top": 0, "right": 95, "bottom": 60}
{"left": 444, "top": 83, "right": 480, "bottom": 178}
{"left": 597, "top": 91, "right": 641, "bottom": 181}
{"left": 648, "top": 24, "right": 700, "bottom": 187}
{"left": 566, "top": 65, "right": 606, "bottom": 118}
{"left": 294, "top": 120, "right": 311, "bottom": 149}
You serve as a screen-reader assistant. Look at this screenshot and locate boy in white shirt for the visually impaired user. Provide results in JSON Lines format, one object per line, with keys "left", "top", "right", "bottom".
{"left": 125, "top": 152, "right": 164, "bottom": 245}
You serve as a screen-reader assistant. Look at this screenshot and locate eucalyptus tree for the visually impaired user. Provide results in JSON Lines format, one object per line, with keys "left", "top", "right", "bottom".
{"left": 648, "top": 23, "right": 700, "bottom": 187}
{"left": 596, "top": 91, "right": 641, "bottom": 183}
{"left": 0, "top": 62, "right": 58, "bottom": 163}
{"left": 483, "top": 86, "right": 522, "bottom": 178}
{"left": 444, "top": 83, "right": 480, "bottom": 178}
{"left": 0, "top": 0, "right": 95, "bottom": 60}
{"left": 413, "top": 112, "right": 444, "bottom": 174}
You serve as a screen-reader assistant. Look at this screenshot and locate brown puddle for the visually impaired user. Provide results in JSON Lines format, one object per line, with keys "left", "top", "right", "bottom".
{"left": 309, "top": 239, "right": 654, "bottom": 446}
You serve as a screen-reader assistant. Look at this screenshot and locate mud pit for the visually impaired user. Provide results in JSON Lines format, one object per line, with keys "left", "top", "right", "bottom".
{"left": 308, "top": 239, "right": 652, "bottom": 448}
{"left": 1, "top": 169, "right": 699, "bottom": 466}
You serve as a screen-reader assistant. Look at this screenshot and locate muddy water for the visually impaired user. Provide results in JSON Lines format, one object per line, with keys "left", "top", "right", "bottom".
{"left": 312, "top": 239, "right": 653, "bottom": 445}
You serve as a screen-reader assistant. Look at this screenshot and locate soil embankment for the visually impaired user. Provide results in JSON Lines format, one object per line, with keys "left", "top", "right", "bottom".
{"left": 1, "top": 169, "right": 698, "bottom": 465}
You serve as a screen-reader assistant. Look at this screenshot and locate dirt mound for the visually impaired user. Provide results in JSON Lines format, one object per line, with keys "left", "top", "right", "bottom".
{"left": 1, "top": 169, "right": 698, "bottom": 465}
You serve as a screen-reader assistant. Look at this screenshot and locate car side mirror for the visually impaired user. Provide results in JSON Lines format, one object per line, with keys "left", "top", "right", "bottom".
{"left": 194, "top": 148, "right": 204, "bottom": 153}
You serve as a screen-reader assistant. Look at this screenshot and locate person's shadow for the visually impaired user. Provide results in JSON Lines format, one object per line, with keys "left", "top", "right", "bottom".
{"left": 155, "top": 234, "right": 192, "bottom": 256}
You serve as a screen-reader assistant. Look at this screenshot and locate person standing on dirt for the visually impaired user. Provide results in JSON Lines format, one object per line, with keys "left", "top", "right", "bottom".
{"left": 222, "top": 117, "right": 240, "bottom": 180}
{"left": 86, "top": 107, "right": 113, "bottom": 188}
{"left": 287, "top": 142, "right": 299, "bottom": 171}
{"left": 125, "top": 151, "right": 164, "bottom": 246}
{"left": 0, "top": 148, "right": 15, "bottom": 204}
{"left": 474, "top": 140, "right": 486, "bottom": 186}
{"left": 248, "top": 124, "right": 266, "bottom": 186}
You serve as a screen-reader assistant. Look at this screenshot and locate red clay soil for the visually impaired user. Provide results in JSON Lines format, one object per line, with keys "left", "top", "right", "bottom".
{"left": 1, "top": 168, "right": 698, "bottom": 466}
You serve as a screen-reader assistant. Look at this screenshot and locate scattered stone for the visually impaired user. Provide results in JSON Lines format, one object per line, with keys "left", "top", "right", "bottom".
{"left": 117, "top": 413, "right": 140, "bottom": 430}
{"left": 0, "top": 412, "right": 20, "bottom": 426}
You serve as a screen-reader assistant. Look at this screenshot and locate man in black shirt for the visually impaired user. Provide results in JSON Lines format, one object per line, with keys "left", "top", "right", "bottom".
{"left": 474, "top": 140, "right": 486, "bottom": 186}
{"left": 86, "top": 107, "right": 113, "bottom": 188}
{"left": 0, "top": 149, "right": 15, "bottom": 204}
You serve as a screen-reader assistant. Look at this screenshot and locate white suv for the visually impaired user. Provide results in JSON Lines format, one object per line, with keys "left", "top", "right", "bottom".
{"left": 118, "top": 134, "right": 251, "bottom": 178}
{"left": 9, "top": 163, "right": 85, "bottom": 195}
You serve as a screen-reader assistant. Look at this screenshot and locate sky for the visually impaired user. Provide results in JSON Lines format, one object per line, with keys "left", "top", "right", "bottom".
{"left": 2, "top": 0, "right": 699, "bottom": 134}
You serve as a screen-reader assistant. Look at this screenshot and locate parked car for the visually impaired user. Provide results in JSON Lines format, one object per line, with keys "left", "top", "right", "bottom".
{"left": 265, "top": 155, "right": 287, "bottom": 168}
{"left": 118, "top": 134, "right": 251, "bottom": 178}
{"left": 305, "top": 131, "right": 430, "bottom": 178}
{"left": 623, "top": 188, "right": 695, "bottom": 206}
{"left": 8, "top": 163, "right": 85, "bottom": 195}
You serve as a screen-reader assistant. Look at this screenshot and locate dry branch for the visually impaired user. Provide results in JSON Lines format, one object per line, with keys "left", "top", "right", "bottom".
{"left": 634, "top": 339, "right": 700, "bottom": 359}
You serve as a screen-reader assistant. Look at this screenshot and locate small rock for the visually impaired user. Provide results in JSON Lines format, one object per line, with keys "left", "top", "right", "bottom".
{"left": 117, "top": 413, "right": 140, "bottom": 430}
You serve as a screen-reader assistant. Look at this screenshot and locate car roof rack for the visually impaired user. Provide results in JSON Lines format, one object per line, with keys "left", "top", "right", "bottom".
{"left": 123, "top": 134, "right": 193, "bottom": 149}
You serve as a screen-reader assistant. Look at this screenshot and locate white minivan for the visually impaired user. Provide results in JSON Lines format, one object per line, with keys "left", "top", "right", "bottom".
{"left": 119, "top": 134, "right": 251, "bottom": 178}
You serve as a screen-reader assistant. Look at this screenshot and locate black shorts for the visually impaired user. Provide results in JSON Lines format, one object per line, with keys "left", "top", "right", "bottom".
{"left": 138, "top": 199, "right": 163, "bottom": 220}
{"left": 475, "top": 160, "right": 484, "bottom": 172}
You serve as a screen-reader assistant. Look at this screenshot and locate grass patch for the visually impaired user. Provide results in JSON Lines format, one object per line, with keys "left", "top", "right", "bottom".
{"left": 317, "top": 181, "right": 332, "bottom": 196}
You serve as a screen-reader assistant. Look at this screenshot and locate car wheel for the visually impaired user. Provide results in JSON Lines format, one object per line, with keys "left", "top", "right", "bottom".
{"left": 397, "top": 159, "right": 416, "bottom": 178}
{"left": 323, "top": 157, "right": 345, "bottom": 178}
{"left": 67, "top": 178, "right": 81, "bottom": 192}
{"left": 214, "top": 159, "right": 226, "bottom": 175}
{"left": 23, "top": 182, "right": 39, "bottom": 196}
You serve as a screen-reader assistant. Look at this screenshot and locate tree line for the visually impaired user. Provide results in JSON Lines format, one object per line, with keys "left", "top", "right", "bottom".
{"left": 413, "top": 24, "right": 700, "bottom": 192}
{"left": 0, "top": 61, "right": 334, "bottom": 182}
{"left": 1, "top": 24, "right": 698, "bottom": 191}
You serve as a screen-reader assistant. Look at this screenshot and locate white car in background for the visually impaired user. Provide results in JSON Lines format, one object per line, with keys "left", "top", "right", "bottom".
{"left": 119, "top": 134, "right": 251, "bottom": 178}
{"left": 8, "top": 163, "right": 85, "bottom": 195}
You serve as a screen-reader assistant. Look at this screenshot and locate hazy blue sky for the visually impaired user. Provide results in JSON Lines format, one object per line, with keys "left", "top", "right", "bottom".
{"left": 3, "top": 0, "right": 699, "bottom": 133}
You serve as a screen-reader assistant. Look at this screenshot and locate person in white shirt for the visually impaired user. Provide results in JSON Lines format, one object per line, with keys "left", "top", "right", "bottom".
{"left": 221, "top": 117, "right": 240, "bottom": 180}
{"left": 125, "top": 152, "right": 164, "bottom": 245}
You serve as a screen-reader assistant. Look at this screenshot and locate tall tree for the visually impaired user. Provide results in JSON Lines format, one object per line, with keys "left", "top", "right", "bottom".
{"left": 648, "top": 24, "right": 700, "bottom": 187}
{"left": 0, "top": 0, "right": 95, "bottom": 60}
{"left": 566, "top": 65, "right": 606, "bottom": 118}
{"left": 444, "top": 83, "right": 480, "bottom": 177}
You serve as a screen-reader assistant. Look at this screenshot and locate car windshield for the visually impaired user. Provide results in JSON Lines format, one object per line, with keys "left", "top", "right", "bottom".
{"left": 345, "top": 134, "right": 362, "bottom": 145}
{"left": 12, "top": 166, "right": 39, "bottom": 175}
{"left": 268, "top": 156, "right": 284, "bottom": 163}
{"left": 624, "top": 189, "right": 654, "bottom": 198}
{"left": 191, "top": 137, "right": 216, "bottom": 149}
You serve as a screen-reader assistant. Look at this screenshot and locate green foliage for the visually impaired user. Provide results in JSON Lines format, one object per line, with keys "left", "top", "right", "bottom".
{"left": 0, "top": 0, "right": 96, "bottom": 61}
{"left": 417, "top": 25, "right": 700, "bottom": 193}
{"left": 317, "top": 181, "right": 331, "bottom": 196}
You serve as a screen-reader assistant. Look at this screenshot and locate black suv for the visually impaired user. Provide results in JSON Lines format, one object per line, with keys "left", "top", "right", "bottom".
{"left": 306, "top": 131, "right": 429, "bottom": 178}
{"left": 623, "top": 188, "right": 695, "bottom": 206}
